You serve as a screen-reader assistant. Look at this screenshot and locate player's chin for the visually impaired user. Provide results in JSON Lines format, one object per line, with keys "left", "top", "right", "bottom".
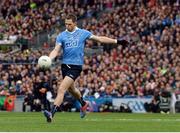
{"left": 67, "top": 28, "right": 73, "bottom": 32}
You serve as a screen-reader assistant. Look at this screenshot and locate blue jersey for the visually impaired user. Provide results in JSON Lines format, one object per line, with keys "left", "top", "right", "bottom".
{"left": 56, "top": 27, "right": 92, "bottom": 65}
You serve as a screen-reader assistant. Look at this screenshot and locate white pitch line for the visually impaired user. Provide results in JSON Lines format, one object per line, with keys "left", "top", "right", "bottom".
{"left": 81, "top": 118, "right": 180, "bottom": 122}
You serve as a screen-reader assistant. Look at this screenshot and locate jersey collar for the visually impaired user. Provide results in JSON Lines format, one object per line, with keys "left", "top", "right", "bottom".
{"left": 66, "top": 27, "right": 79, "bottom": 34}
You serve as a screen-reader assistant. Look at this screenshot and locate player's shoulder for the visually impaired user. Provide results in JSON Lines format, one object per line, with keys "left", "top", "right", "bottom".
{"left": 57, "top": 31, "right": 66, "bottom": 38}
{"left": 78, "top": 28, "right": 90, "bottom": 34}
{"left": 80, "top": 28, "right": 88, "bottom": 32}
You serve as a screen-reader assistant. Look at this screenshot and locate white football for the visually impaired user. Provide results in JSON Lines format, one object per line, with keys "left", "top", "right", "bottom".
{"left": 38, "top": 55, "right": 52, "bottom": 68}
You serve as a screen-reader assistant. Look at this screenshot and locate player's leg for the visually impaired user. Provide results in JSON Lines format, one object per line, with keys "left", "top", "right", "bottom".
{"left": 68, "top": 83, "right": 86, "bottom": 105}
{"left": 44, "top": 76, "right": 74, "bottom": 122}
{"left": 68, "top": 83, "right": 88, "bottom": 118}
{"left": 54, "top": 76, "right": 74, "bottom": 107}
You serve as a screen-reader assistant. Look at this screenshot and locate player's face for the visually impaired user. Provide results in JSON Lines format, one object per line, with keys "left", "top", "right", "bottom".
{"left": 65, "top": 19, "right": 76, "bottom": 32}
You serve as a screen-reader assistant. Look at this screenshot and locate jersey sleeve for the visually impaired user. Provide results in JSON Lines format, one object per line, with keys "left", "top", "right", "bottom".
{"left": 56, "top": 33, "right": 63, "bottom": 46}
{"left": 83, "top": 29, "right": 93, "bottom": 40}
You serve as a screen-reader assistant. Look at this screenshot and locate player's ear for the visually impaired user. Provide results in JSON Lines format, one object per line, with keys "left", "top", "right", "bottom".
{"left": 74, "top": 22, "right": 77, "bottom": 26}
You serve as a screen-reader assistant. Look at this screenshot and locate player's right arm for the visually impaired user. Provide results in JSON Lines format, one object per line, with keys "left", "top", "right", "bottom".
{"left": 49, "top": 33, "right": 63, "bottom": 60}
{"left": 49, "top": 44, "right": 61, "bottom": 60}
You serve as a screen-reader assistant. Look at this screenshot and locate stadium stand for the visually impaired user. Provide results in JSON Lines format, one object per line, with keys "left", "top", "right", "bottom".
{"left": 0, "top": 0, "right": 179, "bottom": 112}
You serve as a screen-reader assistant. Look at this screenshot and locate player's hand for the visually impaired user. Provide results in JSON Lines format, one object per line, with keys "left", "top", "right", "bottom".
{"left": 117, "top": 35, "right": 131, "bottom": 44}
{"left": 117, "top": 39, "right": 130, "bottom": 45}
{"left": 117, "top": 35, "right": 134, "bottom": 48}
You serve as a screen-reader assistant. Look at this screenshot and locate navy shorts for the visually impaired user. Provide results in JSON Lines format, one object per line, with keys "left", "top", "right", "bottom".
{"left": 61, "top": 64, "right": 82, "bottom": 81}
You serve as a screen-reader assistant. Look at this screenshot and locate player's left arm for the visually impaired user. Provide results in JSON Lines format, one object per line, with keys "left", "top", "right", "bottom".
{"left": 89, "top": 35, "right": 130, "bottom": 46}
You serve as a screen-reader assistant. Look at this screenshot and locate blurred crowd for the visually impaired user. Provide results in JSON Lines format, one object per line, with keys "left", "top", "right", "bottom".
{"left": 80, "top": 0, "right": 180, "bottom": 98}
{"left": 0, "top": 0, "right": 112, "bottom": 41}
{"left": 0, "top": 0, "right": 180, "bottom": 111}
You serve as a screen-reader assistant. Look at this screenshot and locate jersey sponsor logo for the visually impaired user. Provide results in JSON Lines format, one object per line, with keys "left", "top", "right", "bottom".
{"left": 65, "top": 39, "right": 78, "bottom": 48}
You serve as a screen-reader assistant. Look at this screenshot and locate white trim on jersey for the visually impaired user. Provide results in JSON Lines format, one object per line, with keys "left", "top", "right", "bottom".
{"left": 89, "top": 34, "right": 95, "bottom": 39}
{"left": 65, "top": 27, "right": 79, "bottom": 34}
{"left": 56, "top": 42, "right": 62, "bottom": 46}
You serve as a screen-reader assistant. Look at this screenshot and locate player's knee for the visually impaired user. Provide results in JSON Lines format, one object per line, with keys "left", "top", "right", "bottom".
{"left": 57, "top": 87, "right": 66, "bottom": 94}
{"left": 68, "top": 86, "right": 74, "bottom": 91}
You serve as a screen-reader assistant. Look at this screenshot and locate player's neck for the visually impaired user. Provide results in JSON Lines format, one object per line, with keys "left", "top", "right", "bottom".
{"left": 66, "top": 27, "right": 78, "bottom": 34}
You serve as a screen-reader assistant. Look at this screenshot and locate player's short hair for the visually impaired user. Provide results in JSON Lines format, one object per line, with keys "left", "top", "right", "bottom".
{"left": 66, "top": 14, "right": 77, "bottom": 23}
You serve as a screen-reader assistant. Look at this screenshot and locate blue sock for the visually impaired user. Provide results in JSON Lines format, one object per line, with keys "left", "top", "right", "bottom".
{"left": 78, "top": 97, "right": 86, "bottom": 107}
{"left": 51, "top": 105, "right": 59, "bottom": 117}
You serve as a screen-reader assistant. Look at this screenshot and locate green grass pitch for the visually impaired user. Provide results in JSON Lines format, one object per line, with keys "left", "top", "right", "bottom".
{"left": 0, "top": 112, "right": 180, "bottom": 132}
